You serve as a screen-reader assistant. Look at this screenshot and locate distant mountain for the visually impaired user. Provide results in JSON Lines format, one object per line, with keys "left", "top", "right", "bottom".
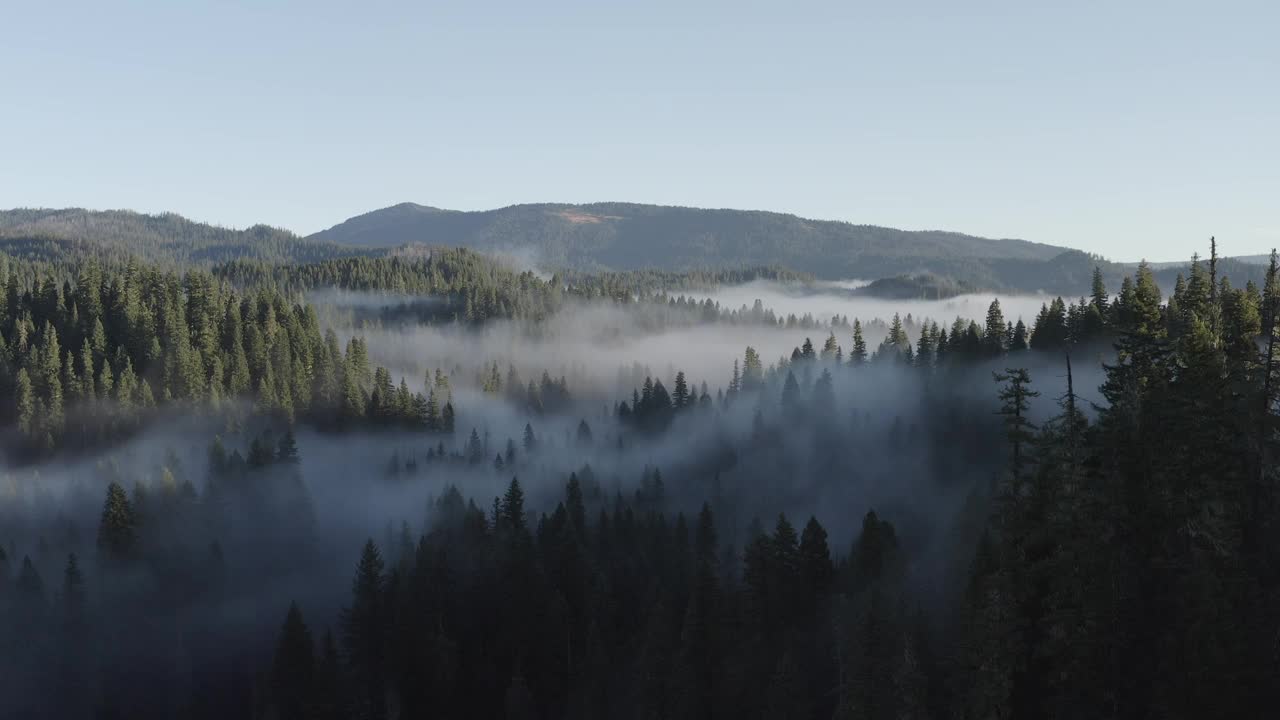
{"left": 4, "top": 205, "right": 1265, "bottom": 298}
{"left": 308, "top": 201, "right": 1073, "bottom": 281}
{"left": 311, "top": 202, "right": 1279, "bottom": 296}
{"left": 0, "top": 208, "right": 356, "bottom": 267}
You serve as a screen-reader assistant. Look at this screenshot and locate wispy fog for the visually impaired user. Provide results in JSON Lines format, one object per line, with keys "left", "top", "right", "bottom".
{"left": 328, "top": 279, "right": 1066, "bottom": 403}
{"left": 0, "top": 275, "right": 1106, "bottom": 718}
{"left": 691, "top": 279, "right": 1055, "bottom": 329}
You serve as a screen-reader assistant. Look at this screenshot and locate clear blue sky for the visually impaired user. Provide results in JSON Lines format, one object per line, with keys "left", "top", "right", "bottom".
{"left": 2, "top": 1, "right": 1275, "bottom": 261}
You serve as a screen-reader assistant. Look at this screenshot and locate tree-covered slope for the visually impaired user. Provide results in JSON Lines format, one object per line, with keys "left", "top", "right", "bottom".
{"left": 307, "top": 202, "right": 1070, "bottom": 278}
{"left": 6, "top": 205, "right": 1269, "bottom": 297}
{"left": 0, "top": 208, "right": 358, "bottom": 267}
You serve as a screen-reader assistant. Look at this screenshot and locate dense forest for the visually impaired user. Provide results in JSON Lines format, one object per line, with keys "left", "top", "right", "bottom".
{"left": 1, "top": 236, "right": 1277, "bottom": 720}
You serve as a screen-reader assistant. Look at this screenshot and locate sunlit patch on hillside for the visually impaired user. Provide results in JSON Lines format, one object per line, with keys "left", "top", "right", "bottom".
{"left": 550, "top": 209, "right": 623, "bottom": 224}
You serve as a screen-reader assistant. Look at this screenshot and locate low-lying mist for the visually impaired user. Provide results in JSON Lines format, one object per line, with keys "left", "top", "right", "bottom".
{"left": 695, "top": 279, "right": 1055, "bottom": 331}
{"left": 0, "top": 275, "right": 1104, "bottom": 718}
{"left": 319, "top": 279, "right": 1070, "bottom": 400}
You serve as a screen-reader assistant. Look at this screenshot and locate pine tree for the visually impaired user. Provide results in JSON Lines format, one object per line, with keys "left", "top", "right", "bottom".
{"left": 341, "top": 355, "right": 366, "bottom": 424}
{"left": 116, "top": 359, "right": 138, "bottom": 411}
{"left": 799, "top": 516, "right": 834, "bottom": 605}
{"left": 341, "top": 539, "right": 387, "bottom": 720}
{"left": 466, "top": 428, "right": 484, "bottom": 464}
{"left": 915, "top": 324, "right": 935, "bottom": 368}
{"left": 994, "top": 368, "right": 1039, "bottom": 485}
{"left": 673, "top": 371, "right": 690, "bottom": 409}
{"left": 821, "top": 332, "right": 840, "bottom": 361}
{"left": 441, "top": 402, "right": 455, "bottom": 433}
{"left": 501, "top": 477, "right": 527, "bottom": 534}
{"left": 1257, "top": 250, "right": 1280, "bottom": 532}
{"left": 78, "top": 341, "right": 95, "bottom": 400}
{"left": 483, "top": 362, "right": 502, "bottom": 394}
{"left": 15, "top": 367, "right": 35, "bottom": 438}
{"left": 273, "top": 601, "right": 316, "bottom": 720}
{"left": 1010, "top": 319, "right": 1029, "bottom": 351}
{"left": 1032, "top": 298, "right": 1069, "bottom": 351}
{"left": 850, "top": 320, "right": 868, "bottom": 366}
{"left": 345, "top": 337, "right": 371, "bottom": 394}
{"left": 523, "top": 423, "right": 537, "bottom": 453}
{"left": 878, "top": 314, "right": 910, "bottom": 361}
{"left": 984, "top": 299, "right": 1007, "bottom": 355}
{"left": 96, "top": 482, "right": 137, "bottom": 563}
{"left": 1090, "top": 265, "right": 1109, "bottom": 315}
{"left": 743, "top": 346, "right": 764, "bottom": 390}
{"left": 395, "top": 377, "right": 412, "bottom": 423}
{"left": 424, "top": 390, "right": 441, "bottom": 432}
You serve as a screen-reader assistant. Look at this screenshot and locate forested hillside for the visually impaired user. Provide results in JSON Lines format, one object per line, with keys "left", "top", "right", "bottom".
{"left": 1, "top": 235, "right": 1278, "bottom": 719}
{"left": 0, "top": 256, "right": 461, "bottom": 462}
{"left": 307, "top": 202, "right": 1077, "bottom": 283}
{"left": 0, "top": 208, "right": 359, "bottom": 267}
{"left": 310, "top": 203, "right": 1276, "bottom": 295}
{"left": 5, "top": 206, "right": 1272, "bottom": 298}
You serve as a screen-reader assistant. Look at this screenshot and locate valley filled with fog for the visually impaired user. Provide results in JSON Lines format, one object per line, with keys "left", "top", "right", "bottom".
{"left": 5, "top": 1, "right": 1275, "bottom": 715}
{"left": 0, "top": 244, "right": 1269, "bottom": 720}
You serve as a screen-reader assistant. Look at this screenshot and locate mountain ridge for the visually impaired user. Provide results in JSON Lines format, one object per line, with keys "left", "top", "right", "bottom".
{"left": 0, "top": 206, "right": 354, "bottom": 266}
{"left": 306, "top": 201, "right": 1072, "bottom": 281}
{"left": 311, "top": 200, "right": 1065, "bottom": 254}
{"left": 2, "top": 204, "right": 1269, "bottom": 296}
{"left": 327, "top": 200, "right": 1050, "bottom": 247}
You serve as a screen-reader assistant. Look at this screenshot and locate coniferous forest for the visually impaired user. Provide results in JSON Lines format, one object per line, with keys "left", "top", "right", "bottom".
{"left": 1, "top": 235, "right": 1278, "bottom": 720}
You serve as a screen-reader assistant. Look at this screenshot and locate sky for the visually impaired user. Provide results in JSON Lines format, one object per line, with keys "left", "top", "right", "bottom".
{"left": 1, "top": 0, "right": 1276, "bottom": 262}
